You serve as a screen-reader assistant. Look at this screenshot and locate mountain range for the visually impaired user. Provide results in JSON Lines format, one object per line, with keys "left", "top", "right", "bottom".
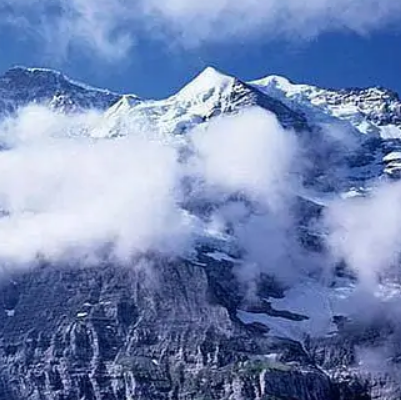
{"left": 0, "top": 65, "right": 401, "bottom": 400}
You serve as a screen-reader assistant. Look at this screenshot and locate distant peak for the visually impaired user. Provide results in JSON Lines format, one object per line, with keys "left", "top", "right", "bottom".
{"left": 1, "top": 65, "right": 121, "bottom": 96}
{"left": 177, "top": 66, "right": 236, "bottom": 98}
{"left": 251, "top": 75, "right": 294, "bottom": 90}
{"left": 1, "top": 65, "right": 71, "bottom": 88}
{"left": 199, "top": 66, "right": 230, "bottom": 80}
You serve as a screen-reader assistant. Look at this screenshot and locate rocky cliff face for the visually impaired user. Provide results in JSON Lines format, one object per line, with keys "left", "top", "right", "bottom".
{"left": 0, "top": 256, "right": 342, "bottom": 400}
{"left": 0, "top": 66, "right": 400, "bottom": 400}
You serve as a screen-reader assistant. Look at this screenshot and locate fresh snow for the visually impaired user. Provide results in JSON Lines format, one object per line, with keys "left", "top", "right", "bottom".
{"left": 250, "top": 73, "right": 401, "bottom": 139}
{"left": 237, "top": 277, "right": 401, "bottom": 343}
{"left": 76, "top": 312, "right": 88, "bottom": 318}
{"left": 237, "top": 279, "right": 352, "bottom": 342}
{"left": 381, "top": 125, "right": 401, "bottom": 139}
{"left": 177, "top": 67, "right": 235, "bottom": 99}
{"left": 251, "top": 75, "right": 315, "bottom": 97}
{"left": 383, "top": 152, "right": 401, "bottom": 162}
{"left": 205, "top": 251, "right": 239, "bottom": 263}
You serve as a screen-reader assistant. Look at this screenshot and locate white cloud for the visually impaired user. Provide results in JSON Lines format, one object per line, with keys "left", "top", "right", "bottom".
{"left": 3, "top": 100, "right": 401, "bottom": 303}
{"left": 1, "top": 0, "right": 401, "bottom": 61}
{"left": 190, "top": 108, "right": 297, "bottom": 207}
{"left": 0, "top": 104, "right": 303, "bottom": 280}
{"left": 325, "top": 182, "right": 401, "bottom": 290}
{"left": 0, "top": 105, "right": 194, "bottom": 265}
{"left": 2, "top": 0, "right": 134, "bottom": 61}
{"left": 142, "top": 0, "right": 401, "bottom": 44}
{"left": 189, "top": 108, "right": 307, "bottom": 284}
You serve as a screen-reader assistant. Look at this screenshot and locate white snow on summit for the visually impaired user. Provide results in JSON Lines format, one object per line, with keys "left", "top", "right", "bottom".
{"left": 251, "top": 74, "right": 401, "bottom": 139}
{"left": 177, "top": 67, "right": 236, "bottom": 99}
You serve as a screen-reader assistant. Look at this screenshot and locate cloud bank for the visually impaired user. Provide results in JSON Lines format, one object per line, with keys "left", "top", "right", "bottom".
{"left": 325, "top": 182, "right": 401, "bottom": 290}
{"left": 0, "top": 106, "right": 301, "bottom": 276}
{"left": 1, "top": 95, "right": 401, "bottom": 308}
{"left": 0, "top": 105, "right": 194, "bottom": 266}
{"left": 143, "top": 0, "right": 401, "bottom": 44}
{"left": 1, "top": 0, "right": 401, "bottom": 60}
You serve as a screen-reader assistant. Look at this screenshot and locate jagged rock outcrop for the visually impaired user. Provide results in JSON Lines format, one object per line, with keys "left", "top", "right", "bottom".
{"left": 0, "top": 257, "right": 345, "bottom": 400}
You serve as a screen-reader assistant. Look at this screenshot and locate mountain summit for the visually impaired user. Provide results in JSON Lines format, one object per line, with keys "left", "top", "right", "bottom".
{"left": 178, "top": 66, "right": 235, "bottom": 96}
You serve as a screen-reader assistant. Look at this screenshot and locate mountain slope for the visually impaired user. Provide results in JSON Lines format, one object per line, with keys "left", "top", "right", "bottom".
{"left": 251, "top": 74, "right": 401, "bottom": 138}
{"left": 93, "top": 67, "right": 309, "bottom": 140}
{"left": 0, "top": 66, "right": 139, "bottom": 115}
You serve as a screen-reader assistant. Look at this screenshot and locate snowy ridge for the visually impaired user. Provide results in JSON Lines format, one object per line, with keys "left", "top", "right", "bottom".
{"left": 251, "top": 74, "right": 401, "bottom": 139}
{"left": 0, "top": 64, "right": 397, "bottom": 185}
{"left": 14, "top": 66, "right": 119, "bottom": 95}
{"left": 2, "top": 65, "right": 400, "bottom": 140}
{"left": 0, "top": 66, "right": 133, "bottom": 115}
{"left": 90, "top": 66, "right": 307, "bottom": 139}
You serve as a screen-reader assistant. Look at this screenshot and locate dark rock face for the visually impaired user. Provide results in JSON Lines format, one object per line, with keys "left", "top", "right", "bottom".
{"left": 233, "top": 80, "right": 310, "bottom": 132}
{"left": 0, "top": 67, "right": 128, "bottom": 115}
{"left": 318, "top": 87, "right": 401, "bottom": 128}
{"left": 0, "top": 257, "right": 355, "bottom": 400}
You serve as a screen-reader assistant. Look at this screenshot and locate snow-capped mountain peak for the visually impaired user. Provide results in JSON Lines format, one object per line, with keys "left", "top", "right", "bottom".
{"left": 251, "top": 73, "right": 401, "bottom": 139}
{"left": 252, "top": 74, "right": 295, "bottom": 91}
{"left": 175, "top": 66, "right": 237, "bottom": 104}
{"left": 178, "top": 67, "right": 235, "bottom": 96}
{"left": 251, "top": 74, "right": 318, "bottom": 97}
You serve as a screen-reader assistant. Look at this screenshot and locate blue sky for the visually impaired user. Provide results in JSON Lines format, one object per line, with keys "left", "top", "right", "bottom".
{"left": 0, "top": 0, "right": 400, "bottom": 99}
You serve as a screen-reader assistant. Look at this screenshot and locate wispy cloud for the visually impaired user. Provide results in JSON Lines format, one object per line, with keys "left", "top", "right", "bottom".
{"left": 142, "top": 0, "right": 401, "bottom": 44}
{"left": 1, "top": 0, "right": 135, "bottom": 61}
{"left": 325, "top": 182, "right": 401, "bottom": 290}
{"left": 1, "top": 0, "right": 400, "bottom": 61}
